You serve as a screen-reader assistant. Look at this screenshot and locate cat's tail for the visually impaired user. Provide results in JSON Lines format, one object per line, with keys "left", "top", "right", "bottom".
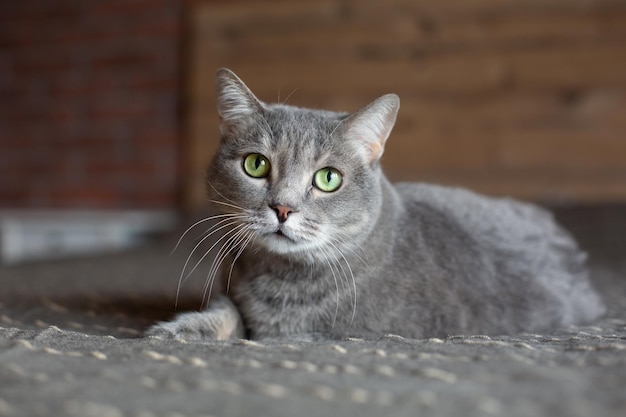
{"left": 550, "top": 226, "right": 607, "bottom": 325}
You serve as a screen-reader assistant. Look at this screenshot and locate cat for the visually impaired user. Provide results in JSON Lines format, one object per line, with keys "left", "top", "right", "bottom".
{"left": 148, "top": 68, "right": 605, "bottom": 341}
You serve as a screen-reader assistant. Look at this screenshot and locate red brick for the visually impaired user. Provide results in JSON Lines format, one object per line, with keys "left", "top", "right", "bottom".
{"left": 95, "top": 0, "right": 176, "bottom": 15}
{"left": 0, "top": 0, "right": 182, "bottom": 210}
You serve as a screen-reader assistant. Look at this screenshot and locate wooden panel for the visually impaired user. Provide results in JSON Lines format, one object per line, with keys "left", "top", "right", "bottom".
{"left": 196, "top": 9, "right": 626, "bottom": 60}
{"left": 185, "top": 0, "right": 626, "bottom": 209}
{"left": 497, "top": 130, "right": 626, "bottom": 171}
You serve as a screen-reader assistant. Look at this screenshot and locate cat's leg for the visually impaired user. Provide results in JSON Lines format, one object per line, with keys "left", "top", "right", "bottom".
{"left": 146, "top": 295, "right": 245, "bottom": 340}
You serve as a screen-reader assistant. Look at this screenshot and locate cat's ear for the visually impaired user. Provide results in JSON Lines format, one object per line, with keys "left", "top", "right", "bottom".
{"left": 215, "top": 68, "right": 263, "bottom": 135}
{"left": 340, "top": 94, "right": 400, "bottom": 162}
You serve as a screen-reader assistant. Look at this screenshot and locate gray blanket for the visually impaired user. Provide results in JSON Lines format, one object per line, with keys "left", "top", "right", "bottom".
{"left": 1, "top": 207, "right": 625, "bottom": 417}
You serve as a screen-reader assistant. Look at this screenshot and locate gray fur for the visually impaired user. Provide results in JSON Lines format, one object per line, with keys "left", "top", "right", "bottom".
{"left": 148, "top": 68, "right": 605, "bottom": 341}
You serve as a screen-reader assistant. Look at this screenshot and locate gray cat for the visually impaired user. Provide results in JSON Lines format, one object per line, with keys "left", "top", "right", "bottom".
{"left": 148, "top": 68, "right": 605, "bottom": 341}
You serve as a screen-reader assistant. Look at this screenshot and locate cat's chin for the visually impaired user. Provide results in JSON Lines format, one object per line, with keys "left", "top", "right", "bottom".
{"left": 257, "top": 232, "right": 321, "bottom": 256}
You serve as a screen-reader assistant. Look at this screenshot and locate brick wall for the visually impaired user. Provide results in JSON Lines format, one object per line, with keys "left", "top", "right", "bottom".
{"left": 186, "top": 0, "right": 626, "bottom": 208}
{"left": 0, "top": 0, "right": 182, "bottom": 210}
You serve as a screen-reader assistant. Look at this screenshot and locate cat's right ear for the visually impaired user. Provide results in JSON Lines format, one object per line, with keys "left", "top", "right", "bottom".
{"left": 215, "top": 68, "right": 263, "bottom": 136}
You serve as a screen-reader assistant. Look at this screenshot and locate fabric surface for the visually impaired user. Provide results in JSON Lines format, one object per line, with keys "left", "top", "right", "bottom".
{"left": 0, "top": 207, "right": 625, "bottom": 417}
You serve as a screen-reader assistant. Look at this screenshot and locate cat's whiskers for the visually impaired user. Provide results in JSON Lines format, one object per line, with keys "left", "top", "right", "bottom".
{"left": 170, "top": 213, "right": 246, "bottom": 256}
{"left": 280, "top": 87, "right": 299, "bottom": 105}
{"left": 203, "top": 224, "right": 254, "bottom": 302}
{"left": 206, "top": 179, "right": 240, "bottom": 207}
{"left": 176, "top": 220, "right": 248, "bottom": 308}
{"left": 193, "top": 214, "right": 249, "bottom": 245}
{"left": 225, "top": 230, "right": 256, "bottom": 295}
{"left": 181, "top": 219, "right": 247, "bottom": 281}
{"left": 209, "top": 199, "right": 248, "bottom": 212}
{"left": 174, "top": 214, "right": 247, "bottom": 307}
{"left": 331, "top": 229, "right": 372, "bottom": 272}
{"left": 326, "top": 239, "right": 357, "bottom": 329}
{"left": 201, "top": 225, "right": 255, "bottom": 308}
{"left": 320, "top": 243, "right": 351, "bottom": 296}
{"left": 316, "top": 244, "right": 341, "bottom": 333}
{"left": 204, "top": 225, "right": 250, "bottom": 291}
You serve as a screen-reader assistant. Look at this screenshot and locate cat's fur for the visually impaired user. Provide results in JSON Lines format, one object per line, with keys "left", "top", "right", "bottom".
{"left": 148, "top": 68, "right": 605, "bottom": 340}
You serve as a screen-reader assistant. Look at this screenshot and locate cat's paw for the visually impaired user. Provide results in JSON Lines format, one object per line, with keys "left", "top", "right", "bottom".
{"left": 146, "top": 317, "right": 219, "bottom": 340}
{"left": 146, "top": 296, "right": 245, "bottom": 341}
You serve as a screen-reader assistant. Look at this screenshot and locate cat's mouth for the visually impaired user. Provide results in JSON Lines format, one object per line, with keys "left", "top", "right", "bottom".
{"left": 273, "top": 228, "right": 294, "bottom": 241}
{"left": 267, "top": 226, "right": 298, "bottom": 244}
{"left": 255, "top": 222, "right": 312, "bottom": 253}
{"left": 258, "top": 225, "right": 323, "bottom": 255}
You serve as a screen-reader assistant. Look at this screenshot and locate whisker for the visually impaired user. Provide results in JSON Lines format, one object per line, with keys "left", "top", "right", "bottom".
{"left": 328, "top": 244, "right": 351, "bottom": 295}
{"left": 175, "top": 221, "right": 246, "bottom": 308}
{"left": 225, "top": 230, "right": 256, "bottom": 295}
{"left": 170, "top": 213, "right": 246, "bottom": 256}
{"left": 206, "top": 180, "right": 239, "bottom": 206}
{"left": 282, "top": 86, "right": 299, "bottom": 104}
{"left": 209, "top": 199, "right": 247, "bottom": 212}
{"left": 202, "top": 225, "right": 253, "bottom": 307}
{"left": 192, "top": 215, "right": 248, "bottom": 245}
{"left": 318, "top": 245, "right": 340, "bottom": 333}
{"left": 326, "top": 245, "right": 354, "bottom": 330}
{"left": 185, "top": 222, "right": 248, "bottom": 283}
{"left": 333, "top": 230, "right": 372, "bottom": 271}
{"left": 203, "top": 225, "right": 251, "bottom": 295}
{"left": 328, "top": 239, "right": 358, "bottom": 328}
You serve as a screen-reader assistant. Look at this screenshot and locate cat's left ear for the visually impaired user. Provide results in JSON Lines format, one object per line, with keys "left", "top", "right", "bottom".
{"left": 340, "top": 94, "right": 400, "bottom": 162}
{"left": 215, "top": 68, "right": 264, "bottom": 136}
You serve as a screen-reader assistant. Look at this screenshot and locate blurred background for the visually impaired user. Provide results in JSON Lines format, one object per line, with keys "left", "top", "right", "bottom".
{"left": 1, "top": 0, "right": 625, "bottom": 263}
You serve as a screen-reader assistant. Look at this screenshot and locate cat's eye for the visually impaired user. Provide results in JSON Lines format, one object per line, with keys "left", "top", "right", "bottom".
{"left": 313, "top": 167, "right": 342, "bottom": 192}
{"left": 243, "top": 153, "right": 271, "bottom": 178}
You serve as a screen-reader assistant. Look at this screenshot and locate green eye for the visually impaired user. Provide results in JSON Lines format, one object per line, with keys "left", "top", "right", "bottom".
{"left": 314, "top": 167, "right": 342, "bottom": 192}
{"left": 243, "top": 154, "right": 271, "bottom": 178}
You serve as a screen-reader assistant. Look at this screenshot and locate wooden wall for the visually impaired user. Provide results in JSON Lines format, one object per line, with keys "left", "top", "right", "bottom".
{"left": 185, "top": 0, "right": 626, "bottom": 209}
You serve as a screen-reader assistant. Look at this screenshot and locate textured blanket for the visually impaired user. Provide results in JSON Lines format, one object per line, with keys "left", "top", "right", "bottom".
{"left": 1, "top": 207, "right": 624, "bottom": 417}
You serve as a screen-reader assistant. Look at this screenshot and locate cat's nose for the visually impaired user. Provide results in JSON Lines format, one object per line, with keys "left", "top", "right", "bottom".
{"left": 270, "top": 204, "right": 297, "bottom": 223}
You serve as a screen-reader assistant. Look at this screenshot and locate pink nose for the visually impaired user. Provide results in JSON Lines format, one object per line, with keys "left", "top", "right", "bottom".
{"left": 270, "top": 204, "right": 296, "bottom": 223}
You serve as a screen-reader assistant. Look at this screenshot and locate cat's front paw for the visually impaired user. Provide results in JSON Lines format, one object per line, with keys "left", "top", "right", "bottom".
{"left": 146, "top": 317, "right": 219, "bottom": 340}
{"left": 146, "top": 296, "right": 245, "bottom": 341}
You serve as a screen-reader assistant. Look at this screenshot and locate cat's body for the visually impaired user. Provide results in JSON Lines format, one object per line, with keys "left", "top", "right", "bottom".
{"left": 233, "top": 181, "right": 602, "bottom": 339}
{"left": 148, "top": 69, "right": 605, "bottom": 341}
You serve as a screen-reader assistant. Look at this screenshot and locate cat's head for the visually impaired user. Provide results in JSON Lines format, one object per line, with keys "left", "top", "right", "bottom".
{"left": 207, "top": 68, "right": 399, "bottom": 258}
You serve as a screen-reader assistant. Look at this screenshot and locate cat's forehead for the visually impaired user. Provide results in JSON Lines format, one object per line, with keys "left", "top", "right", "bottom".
{"left": 261, "top": 105, "right": 346, "bottom": 153}
{"left": 266, "top": 106, "right": 342, "bottom": 138}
